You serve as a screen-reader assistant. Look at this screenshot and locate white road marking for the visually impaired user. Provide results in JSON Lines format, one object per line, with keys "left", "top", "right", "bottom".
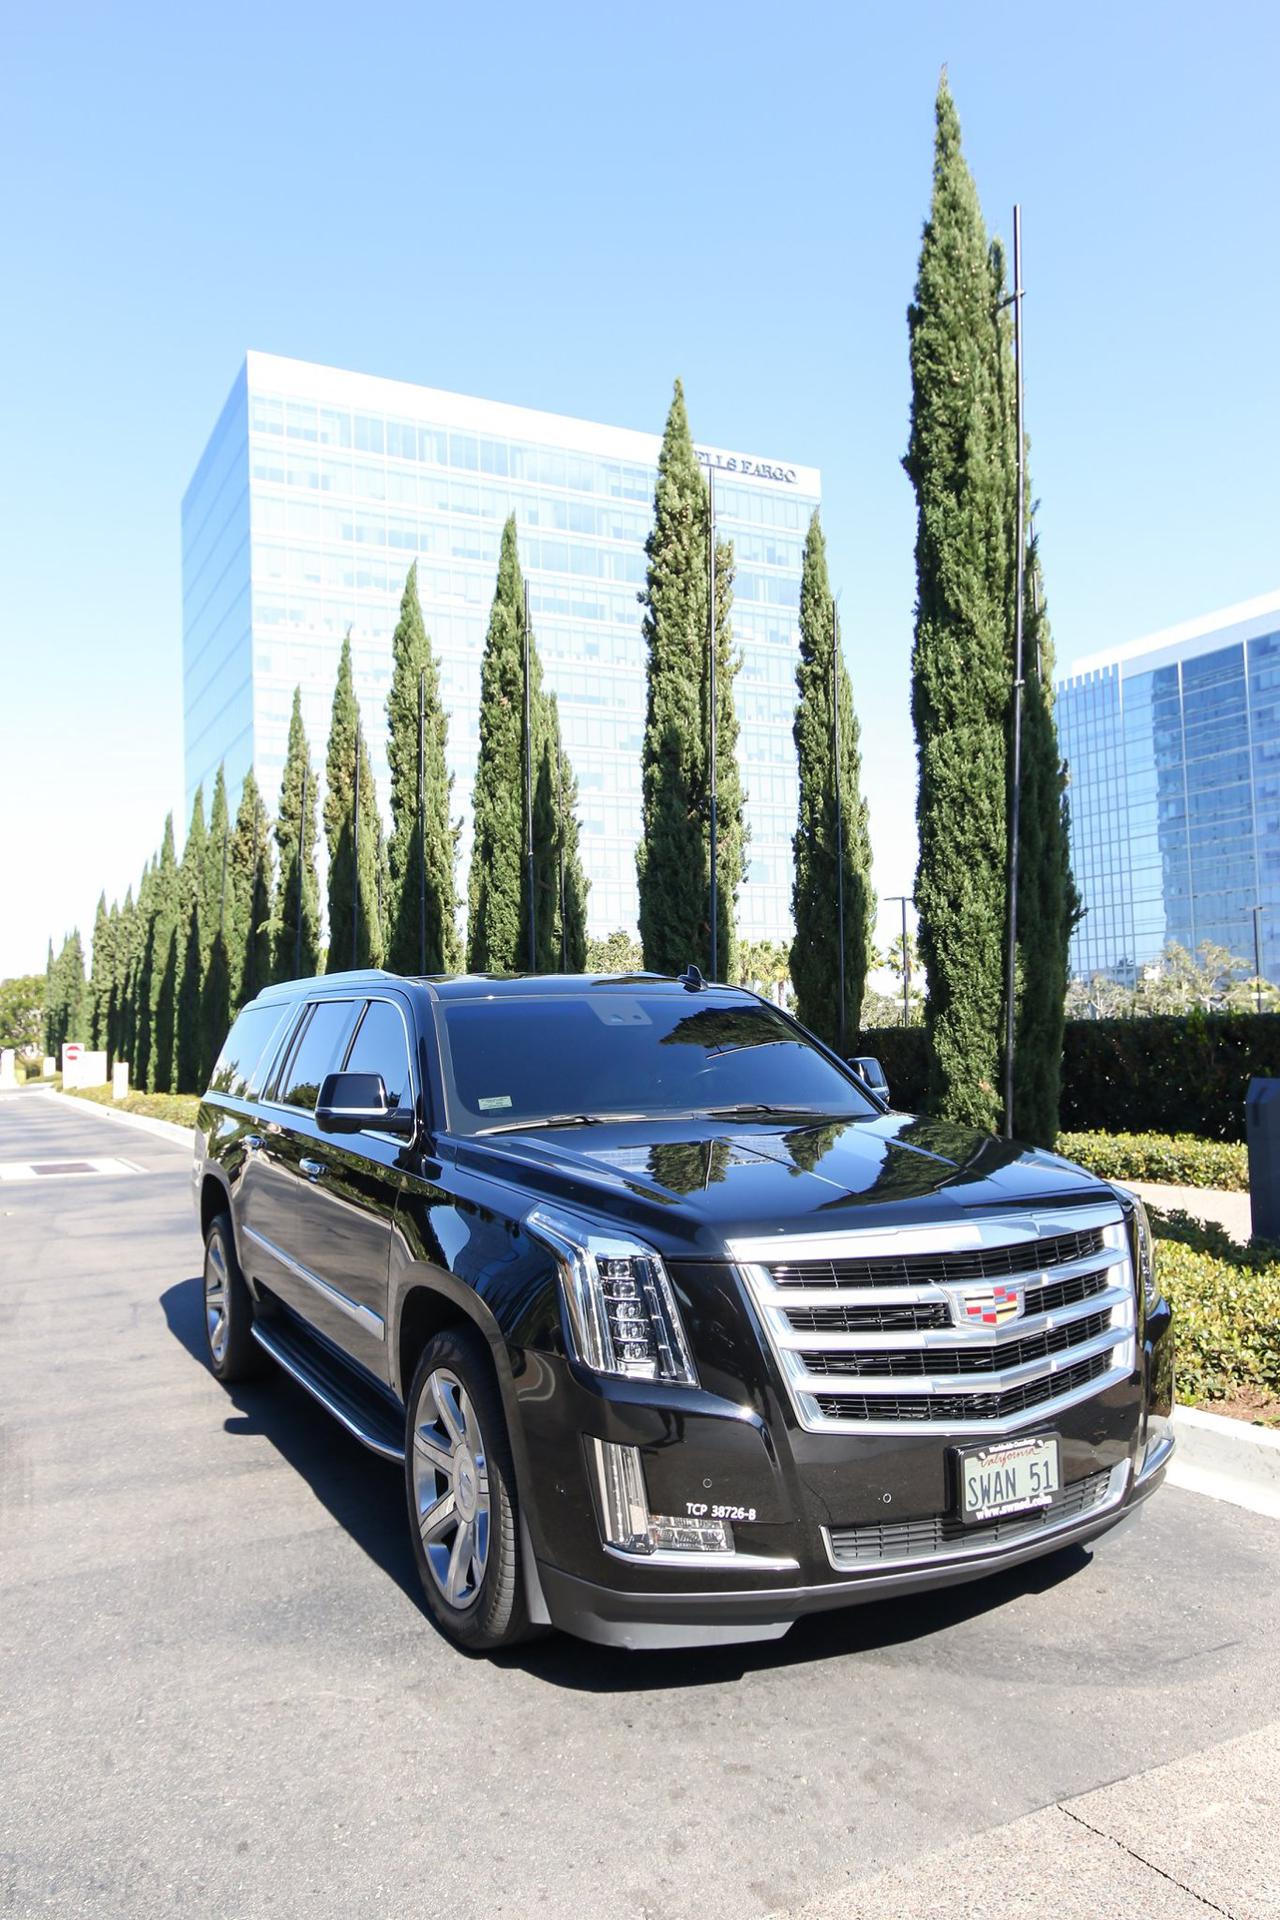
{"left": 0, "top": 1157, "right": 147, "bottom": 1183}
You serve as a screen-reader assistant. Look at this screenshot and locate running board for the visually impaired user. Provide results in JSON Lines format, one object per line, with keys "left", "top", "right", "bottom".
{"left": 252, "top": 1319, "right": 406, "bottom": 1463}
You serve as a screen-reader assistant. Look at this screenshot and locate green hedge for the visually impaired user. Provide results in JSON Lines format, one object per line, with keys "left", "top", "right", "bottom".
{"left": 62, "top": 1085, "right": 199, "bottom": 1128}
{"left": 1151, "top": 1212, "right": 1280, "bottom": 1412}
{"left": 859, "top": 1010, "right": 1280, "bottom": 1141}
{"left": 1056, "top": 1132, "right": 1248, "bottom": 1191}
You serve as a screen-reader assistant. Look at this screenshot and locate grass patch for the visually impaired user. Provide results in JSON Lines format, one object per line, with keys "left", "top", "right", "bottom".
{"left": 1151, "top": 1209, "right": 1280, "bottom": 1421}
{"left": 1059, "top": 1130, "right": 1247, "bottom": 1192}
{"left": 62, "top": 1084, "right": 200, "bottom": 1129}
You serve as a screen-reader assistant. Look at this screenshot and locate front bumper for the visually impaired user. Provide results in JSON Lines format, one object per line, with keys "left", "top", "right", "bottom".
{"left": 536, "top": 1435, "right": 1173, "bottom": 1649}
{"left": 518, "top": 1292, "right": 1176, "bottom": 1651}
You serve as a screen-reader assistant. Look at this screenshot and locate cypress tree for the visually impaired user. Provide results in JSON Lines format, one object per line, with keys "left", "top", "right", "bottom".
{"left": 533, "top": 690, "right": 591, "bottom": 970}
{"left": 146, "top": 818, "right": 180, "bottom": 1092}
{"left": 1008, "top": 534, "right": 1078, "bottom": 1143}
{"left": 273, "top": 687, "right": 321, "bottom": 980}
{"left": 42, "top": 940, "right": 55, "bottom": 1057}
{"left": 385, "top": 562, "right": 460, "bottom": 975}
{"left": 174, "top": 789, "right": 208, "bottom": 1094}
{"left": 790, "top": 511, "right": 875, "bottom": 1048}
{"left": 903, "top": 78, "right": 1012, "bottom": 1131}
{"left": 636, "top": 380, "right": 744, "bottom": 980}
{"left": 467, "top": 517, "right": 530, "bottom": 973}
{"left": 230, "top": 769, "right": 274, "bottom": 1008}
{"left": 49, "top": 931, "right": 87, "bottom": 1052}
{"left": 103, "top": 900, "right": 123, "bottom": 1066}
{"left": 89, "top": 894, "right": 113, "bottom": 1052}
{"left": 124, "top": 867, "right": 152, "bottom": 1084}
{"left": 324, "top": 633, "right": 385, "bottom": 970}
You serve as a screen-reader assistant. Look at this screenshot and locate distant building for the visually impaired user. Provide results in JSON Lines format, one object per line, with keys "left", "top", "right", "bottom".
{"left": 182, "top": 352, "right": 820, "bottom": 941}
{"left": 1056, "top": 590, "right": 1280, "bottom": 982}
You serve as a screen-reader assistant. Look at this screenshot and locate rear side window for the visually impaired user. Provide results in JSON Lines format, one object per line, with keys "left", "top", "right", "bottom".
{"left": 278, "top": 1000, "right": 356, "bottom": 1111}
{"left": 343, "top": 999, "right": 413, "bottom": 1108}
{"left": 209, "top": 1003, "right": 290, "bottom": 1100}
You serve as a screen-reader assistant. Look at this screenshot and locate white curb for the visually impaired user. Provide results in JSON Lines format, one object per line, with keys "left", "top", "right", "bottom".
{"left": 47, "top": 1088, "right": 196, "bottom": 1151}
{"left": 1168, "top": 1404, "right": 1280, "bottom": 1520}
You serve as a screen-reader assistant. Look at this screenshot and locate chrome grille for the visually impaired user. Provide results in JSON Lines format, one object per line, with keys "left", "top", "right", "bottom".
{"left": 768, "top": 1223, "right": 1107, "bottom": 1291}
{"left": 825, "top": 1466, "right": 1121, "bottom": 1570}
{"left": 732, "top": 1204, "right": 1136, "bottom": 1435}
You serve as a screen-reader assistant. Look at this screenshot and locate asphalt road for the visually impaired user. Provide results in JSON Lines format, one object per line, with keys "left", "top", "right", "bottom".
{"left": 3, "top": 1089, "right": 1279, "bottom": 1920}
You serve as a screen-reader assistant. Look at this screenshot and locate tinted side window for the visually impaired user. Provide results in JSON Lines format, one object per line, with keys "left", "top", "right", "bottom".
{"left": 209, "top": 1003, "right": 289, "bottom": 1099}
{"left": 279, "top": 1001, "right": 356, "bottom": 1111}
{"left": 343, "top": 999, "right": 412, "bottom": 1108}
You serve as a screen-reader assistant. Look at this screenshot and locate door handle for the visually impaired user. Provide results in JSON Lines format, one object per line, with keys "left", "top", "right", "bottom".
{"left": 300, "top": 1158, "right": 327, "bottom": 1181}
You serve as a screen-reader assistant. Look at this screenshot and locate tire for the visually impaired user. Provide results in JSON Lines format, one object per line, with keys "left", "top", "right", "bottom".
{"left": 404, "top": 1327, "right": 537, "bottom": 1652}
{"left": 202, "top": 1212, "right": 264, "bottom": 1384}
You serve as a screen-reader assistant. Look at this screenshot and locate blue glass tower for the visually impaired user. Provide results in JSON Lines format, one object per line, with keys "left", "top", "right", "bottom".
{"left": 182, "top": 353, "right": 821, "bottom": 945}
{"left": 1056, "top": 593, "right": 1280, "bottom": 983}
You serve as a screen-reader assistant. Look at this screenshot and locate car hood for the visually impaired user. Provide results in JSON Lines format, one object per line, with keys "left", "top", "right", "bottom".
{"left": 458, "top": 1110, "right": 1115, "bottom": 1258}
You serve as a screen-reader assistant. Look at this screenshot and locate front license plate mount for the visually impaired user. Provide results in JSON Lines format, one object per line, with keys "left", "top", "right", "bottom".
{"left": 956, "top": 1433, "right": 1061, "bottom": 1523}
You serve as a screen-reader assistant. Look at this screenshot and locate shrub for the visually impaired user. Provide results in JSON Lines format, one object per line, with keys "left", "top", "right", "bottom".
{"left": 859, "top": 1010, "right": 1280, "bottom": 1141}
{"left": 1056, "top": 1131, "right": 1247, "bottom": 1192}
{"left": 1151, "top": 1213, "right": 1280, "bottom": 1408}
{"left": 61, "top": 1084, "right": 199, "bottom": 1128}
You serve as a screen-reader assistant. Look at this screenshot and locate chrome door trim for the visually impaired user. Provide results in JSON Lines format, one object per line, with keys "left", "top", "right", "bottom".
{"left": 242, "top": 1223, "right": 386, "bottom": 1340}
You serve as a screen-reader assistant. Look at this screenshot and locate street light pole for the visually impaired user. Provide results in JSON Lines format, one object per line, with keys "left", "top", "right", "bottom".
{"left": 1254, "top": 904, "right": 1264, "bottom": 1014}
{"left": 708, "top": 464, "right": 718, "bottom": 982}
{"left": 523, "top": 579, "right": 537, "bottom": 971}
{"left": 832, "top": 603, "right": 846, "bottom": 1054}
{"left": 418, "top": 666, "right": 427, "bottom": 974}
{"left": 296, "top": 765, "right": 307, "bottom": 979}
{"left": 1003, "top": 203, "right": 1027, "bottom": 1141}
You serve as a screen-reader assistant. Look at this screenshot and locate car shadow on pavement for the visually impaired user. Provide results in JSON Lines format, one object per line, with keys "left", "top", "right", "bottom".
{"left": 161, "top": 1275, "right": 426, "bottom": 1617}
{"left": 161, "top": 1272, "right": 1096, "bottom": 1690}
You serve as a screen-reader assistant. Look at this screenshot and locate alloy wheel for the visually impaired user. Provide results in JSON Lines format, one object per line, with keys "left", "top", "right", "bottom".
{"left": 204, "top": 1234, "right": 229, "bottom": 1365}
{"left": 411, "top": 1366, "right": 491, "bottom": 1610}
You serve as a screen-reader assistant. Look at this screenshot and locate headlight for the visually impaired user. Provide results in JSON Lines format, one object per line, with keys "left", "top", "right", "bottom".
{"left": 1116, "top": 1188, "right": 1157, "bottom": 1312}
{"left": 528, "top": 1206, "right": 698, "bottom": 1386}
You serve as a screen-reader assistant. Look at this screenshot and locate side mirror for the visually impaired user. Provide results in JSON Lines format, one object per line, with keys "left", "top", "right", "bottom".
{"left": 316, "top": 1070, "right": 416, "bottom": 1138}
{"left": 848, "top": 1055, "right": 889, "bottom": 1101}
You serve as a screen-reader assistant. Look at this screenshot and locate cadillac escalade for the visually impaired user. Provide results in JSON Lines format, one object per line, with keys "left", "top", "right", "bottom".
{"left": 192, "top": 969, "right": 1174, "bottom": 1652}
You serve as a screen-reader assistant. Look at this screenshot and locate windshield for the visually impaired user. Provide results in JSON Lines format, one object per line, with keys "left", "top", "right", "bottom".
{"left": 438, "top": 992, "right": 878, "bottom": 1135}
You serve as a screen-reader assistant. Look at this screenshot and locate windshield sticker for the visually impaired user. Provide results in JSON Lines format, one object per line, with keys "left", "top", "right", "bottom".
{"left": 477, "top": 1095, "right": 513, "bottom": 1111}
{"left": 586, "top": 996, "right": 653, "bottom": 1027}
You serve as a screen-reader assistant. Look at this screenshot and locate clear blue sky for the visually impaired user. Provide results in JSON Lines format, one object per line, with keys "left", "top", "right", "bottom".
{"left": 2, "top": 0, "right": 1276, "bottom": 980}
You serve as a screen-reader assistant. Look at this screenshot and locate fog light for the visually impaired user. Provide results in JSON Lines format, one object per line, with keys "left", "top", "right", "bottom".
{"left": 590, "top": 1439, "right": 734, "bottom": 1555}
{"left": 649, "top": 1514, "right": 732, "bottom": 1553}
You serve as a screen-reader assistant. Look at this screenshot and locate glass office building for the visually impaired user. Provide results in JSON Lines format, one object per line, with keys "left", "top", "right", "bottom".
{"left": 182, "top": 352, "right": 820, "bottom": 944}
{"left": 1056, "top": 591, "right": 1280, "bottom": 983}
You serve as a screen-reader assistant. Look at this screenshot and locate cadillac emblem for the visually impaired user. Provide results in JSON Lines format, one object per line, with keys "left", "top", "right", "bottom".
{"left": 952, "top": 1283, "right": 1024, "bottom": 1328}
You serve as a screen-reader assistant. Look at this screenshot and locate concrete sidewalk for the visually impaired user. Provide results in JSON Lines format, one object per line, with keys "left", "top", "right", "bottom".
{"left": 1131, "top": 1178, "right": 1253, "bottom": 1243}
{"left": 771, "top": 1719, "right": 1280, "bottom": 1920}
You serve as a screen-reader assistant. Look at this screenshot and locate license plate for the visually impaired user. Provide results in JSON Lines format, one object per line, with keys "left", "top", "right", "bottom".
{"left": 958, "top": 1434, "right": 1061, "bottom": 1522}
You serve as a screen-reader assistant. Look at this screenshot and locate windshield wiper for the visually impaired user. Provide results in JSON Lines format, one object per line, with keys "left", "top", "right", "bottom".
{"left": 475, "top": 1111, "right": 644, "bottom": 1136}
{"left": 703, "top": 1103, "right": 848, "bottom": 1123}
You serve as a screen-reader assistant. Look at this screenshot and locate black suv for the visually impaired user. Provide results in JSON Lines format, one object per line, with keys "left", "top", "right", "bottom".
{"left": 193, "top": 969, "right": 1174, "bottom": 1653}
